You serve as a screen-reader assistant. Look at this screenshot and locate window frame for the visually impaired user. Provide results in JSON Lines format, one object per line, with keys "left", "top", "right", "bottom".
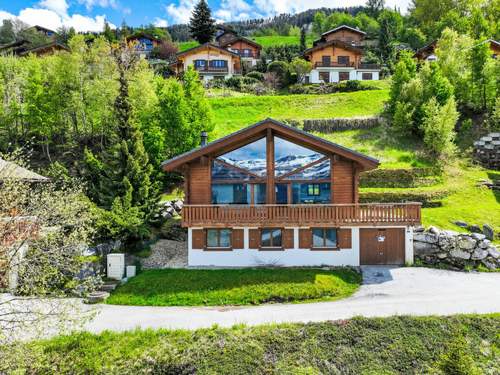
{"left": 259, "top": 228, "right": 284, "bottom": 250}
{"left": 307, "top": 184, "right": 321, "bottom": 196}
{"left": 337, "top": 56, "right": 350, "bottom": 66}
{"left": 339, "top": 72, "right": 350, "bottom": 81}
{"left": 319, "top": 71, "right": 330, "bottom": 83}
{"left": 311, "top": 228, "right": 338, "bottom": 250}
{"left": 205, "top": 228, "right": 233, "bottom": 251}
{"left": 362, "top": 72, "right": 373, "bottom": 80}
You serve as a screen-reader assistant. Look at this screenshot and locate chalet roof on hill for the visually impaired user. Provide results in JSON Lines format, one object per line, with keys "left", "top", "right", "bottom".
{"left": 218, "top": 35, "right": 262, "bottom": 49}
{"left": 321, "top": 25, "right": 366, "bottom": 37}
{"left": 0, "top": 159, "right": 49, "bottom": 182}
{"left": 304, "top": 39, "right": 363, "bottom": 55}
{"left": 176, "top": 42, "right": 240, "bottom": 57}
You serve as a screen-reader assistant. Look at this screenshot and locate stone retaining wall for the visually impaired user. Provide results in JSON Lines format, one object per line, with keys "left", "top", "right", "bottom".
{"left": 413, "top": 227, "right": 499, "bottom": 270}
{"left": 474, "top": 132, "right": 500, "bottom": 170}
{"left": 303, "top": 116, "right": 382, "bottom": 133}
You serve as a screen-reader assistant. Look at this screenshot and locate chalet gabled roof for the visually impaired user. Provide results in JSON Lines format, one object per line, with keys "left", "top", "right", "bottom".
{"left": 321, "top": 25, "right": 366, "bottom": 37}
{"left": 0, "top": 159, "right": 49, "bottom": 182}
{"left": 304, "top": 39, "right": 363, "bottom": 56}
{"left": 218, "top": 36, "right": 262, "bottom": 49}
{"left": 161, "top": 118, "right": 379, "bottom": 172}
{"left": 176, "top": 42, "right": 240, "bottom": 58}
{"left": 18, "top": 41, "right": 70, "bottom": 56}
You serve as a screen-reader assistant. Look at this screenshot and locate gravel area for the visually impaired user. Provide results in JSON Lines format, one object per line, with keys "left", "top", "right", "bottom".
{"left": 141, "top": 240, "right": 188, "bottom": 269}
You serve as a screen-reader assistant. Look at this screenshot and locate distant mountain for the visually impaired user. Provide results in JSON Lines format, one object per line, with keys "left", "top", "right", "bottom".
{"left": 168, "top": 6, "right": 368, "bottom": 42}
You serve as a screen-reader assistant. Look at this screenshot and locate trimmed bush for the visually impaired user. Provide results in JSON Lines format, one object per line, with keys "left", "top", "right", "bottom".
{"left": 360, "top": 187, "right": 451, "bottom": 207}
{"left": 360, "top": 168, "right": 441, "bottom": 188}
{"left": 245, "top": 71, "right": 265, "bottom": 81}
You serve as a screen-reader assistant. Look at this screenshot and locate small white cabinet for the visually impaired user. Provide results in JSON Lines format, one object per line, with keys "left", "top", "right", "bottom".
{"left": 107, "top": 253, "right": 125, "bottom": 280}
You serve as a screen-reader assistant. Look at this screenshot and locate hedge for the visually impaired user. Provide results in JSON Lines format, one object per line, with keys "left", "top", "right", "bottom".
{"left": 360, "top": 168, "right": 442, "bottom": 188}
{"left": 359, "top": 187, "right": 451, "bottom": 207}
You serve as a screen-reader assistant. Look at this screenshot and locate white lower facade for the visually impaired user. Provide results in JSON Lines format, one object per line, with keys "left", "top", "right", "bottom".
{"left": 307, "top": 68, "right": 380, "bottom": 84}
{"left": 188, "top": 226, "right": 414, "bottom": 267}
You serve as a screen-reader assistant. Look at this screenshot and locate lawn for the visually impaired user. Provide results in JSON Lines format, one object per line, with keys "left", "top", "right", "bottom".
{"left": 7, "top": 315, "right": 499, "bottom": 374}
{"left": 106, "top": 268, "right": 361, "bottom": 306}
{"left": 210, "top": 89, "right": 389, "bottom": 138}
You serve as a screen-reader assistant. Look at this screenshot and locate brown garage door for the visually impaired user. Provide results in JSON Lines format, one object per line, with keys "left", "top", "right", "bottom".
{"left": 360, "top": 228, "right": 405, "bottom": 265}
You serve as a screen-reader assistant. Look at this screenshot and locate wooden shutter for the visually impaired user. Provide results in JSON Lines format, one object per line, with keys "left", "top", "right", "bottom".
{"left": 232, "top": 229, "right": 244, "bottom": 249}
{"left": 249, "top": 229, "right": 260, "bottom": 249}
{"left": 283, "top": 229, "right": 294, "bottom": 249}
{"left": 192, "top": 229, "right": 206, "bottom": 249}
{"left": 337, "top": 228, "right": 352, "bottom": 249}
{"left": 299, "top": 228, "right": 311, "bottom": 249}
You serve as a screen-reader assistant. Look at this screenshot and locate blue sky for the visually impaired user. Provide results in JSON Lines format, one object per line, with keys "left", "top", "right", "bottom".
{"left": 0, "top": 0, "right": 410, "bottom": 32}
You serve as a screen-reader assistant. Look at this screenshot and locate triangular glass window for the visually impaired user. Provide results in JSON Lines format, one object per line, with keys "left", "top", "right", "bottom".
{"left": 217, "top": 137, "right": 267, "bottom": 177}
{"left": 274, "top": 137, "right": 325, "bottom": 177}
{"left": 284, "top": 159, "right": 331, "bottom": 180}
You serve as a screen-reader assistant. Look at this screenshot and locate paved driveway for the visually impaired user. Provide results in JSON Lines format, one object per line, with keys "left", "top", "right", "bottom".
{"left": 83, "top": 266, "right": 500, "bottom": 333}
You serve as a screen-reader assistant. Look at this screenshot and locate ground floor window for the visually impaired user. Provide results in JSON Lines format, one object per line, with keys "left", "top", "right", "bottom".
{"left": 319, "top": 71, "right": 330, "bottom": 83}
{"left": 312, "top": 228, "right": 337, "bottom": 248}
{"left": 339, "top": 72, "right": 350, "bottom": 81}
{"left": 261, "top": 228, "right": 282, "bottom": 248}
{"left": 362, "top": 72, "right": 373, "bottom": 80}
{"left": 207, "top": 229, "right": 232, "bottom": 248}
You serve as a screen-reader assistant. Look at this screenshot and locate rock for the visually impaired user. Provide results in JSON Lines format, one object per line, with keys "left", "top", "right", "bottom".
{"left": 471, "top": 249, "right": 489, "bottom": 260}
{"left": 414, "top": 226, "right": 425, "bottom": 233}
{"left": 487, "top": 247, "right": 499, "bottom": 259}
{"left": 450, "top": 249, "right": 471, "bottom": 260}
{"left": 428, "top": 226, "right": 440, "bottom": 235}
{"left": 85, "top": 291, "right": 109, "bottom": 304}
{"left": 173, "top": 200, "right": 184, "bottom": 212}
{"left": 413, "top": 232, "right": 439, "bottom": 244}
{"left": 443, "top": 230, "right": 459, "bottom": 237}
{"left": 457, "top": 237, "right": 476, "bottom": 251}
{"left": 481, "top": 259, "right": 497, "bottom": 270}
{"left": 414, "top": 241, "right": 439, "bottom": 254}
{"left": 483, "top": 224, "right": 494, "bottom": 240}
{"left": 436, "top": 252, "right": 448, "bottom": 259}
{"left": 470, "top": 233, "right": 486, "bottom": 241}
{"left": 454, "top": 221, "right": 468, "bottom": 228}
{"left": 479, "top": 239, "right": 491, "bottom": 249}
{"left": 468, "top": 224, "right": 482, "bottom": 233}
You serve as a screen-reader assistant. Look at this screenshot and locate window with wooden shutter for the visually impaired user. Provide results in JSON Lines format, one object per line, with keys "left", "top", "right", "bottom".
{"left": 206, "top": 229, "right": 232, "bottom": 250}
{"left": 311, "top": 228, "right": 337, "bottom": 249}
{"left": 337, "top": 228, "right": 352, "bottom": 248}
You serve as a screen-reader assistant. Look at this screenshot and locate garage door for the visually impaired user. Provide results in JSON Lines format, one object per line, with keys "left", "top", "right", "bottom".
{"left": 360, "top": 228, "right": 405, "bottom": 265}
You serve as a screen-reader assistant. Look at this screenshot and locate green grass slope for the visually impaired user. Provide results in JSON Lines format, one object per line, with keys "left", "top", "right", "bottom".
{"left": 106, "top": 268, "right": 361, "bottom": 306}
{"left": 8, "top": 315, "right": 499, "bottom": 374}
{"left": 210, "top": 89, "right": 389, "bottom": 138}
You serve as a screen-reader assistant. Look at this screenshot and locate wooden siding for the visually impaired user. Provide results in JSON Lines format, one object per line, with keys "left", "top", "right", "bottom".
{"left": 299, "top": 228, "right": 312, "bottom": 248}
{"left": 333, "top": 159, "right": 354, "bottom": 204}
{"left": 188, "top": 160, "right": 211, "bottom": 204}
{"left": 226, "top": 40, "right": 261, "bottom": 58}
{"left": 232, "top": 229, "right": 244, "bottom": 248}
{"left": 360, "top": 228, "right": 405, "bottom": 265}
{"left": 249, "top": 229, "right": 260, "bottom": 248}
{"left": 324, "top": 29, "right": 364, "bottom": 43}
{"left": 283, "top": 229, "right": 294, "bottom": 248}
{"left": 182, "top": 203, "right": 421, "bottom": 228}
{"left": 192, "top": 229, "right": 205, "bottom": 249}
{"left": 337, "top": 228, "right": 352, "bottom": 248}
{"left": 307, "top": 45, "right": 362, "bottom": 67}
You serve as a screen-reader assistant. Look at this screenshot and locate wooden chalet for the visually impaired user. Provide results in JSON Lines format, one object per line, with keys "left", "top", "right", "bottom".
{"left": 162, "top": 119, "right": 421, "bottom": 267}
{"left": 215, "top": 26, "right": 262, "bottom": 67}
{"left": 0, "top": 40, "right": 69, "bottom": 57}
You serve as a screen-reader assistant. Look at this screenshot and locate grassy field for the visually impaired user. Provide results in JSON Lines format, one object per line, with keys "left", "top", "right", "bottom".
{"left": 106, "top": 268, "right": 361, "bottom": 306}
{"left": 210, "top": 89, "right": 389, "bottom": 138}
{"left": 7, "top": 315, "right": 499, "bottom": 374}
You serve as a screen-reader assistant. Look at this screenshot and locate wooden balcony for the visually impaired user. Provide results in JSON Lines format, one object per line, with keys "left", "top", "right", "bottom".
{"left": 182, "top": 203, "right": 421, "bottom": 227}
{"left": 315, "top": 62, "right": 355, "bottom": 68}
{"left": 195, "top": 66, "right": 229, "bottom": 73}
{"left": 358, "top": 63, "right": 381, "bottom": 70}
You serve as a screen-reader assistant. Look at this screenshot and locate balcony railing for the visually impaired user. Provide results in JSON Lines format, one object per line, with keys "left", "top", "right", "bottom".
{"left": 315, "top": 62, "right": 355, "bottom": 68}
{"left": 182, "top": 203, "right": 421, "bottom": 227}
{"left": 194, "top": 66, "right": 229, "bottom": 73}
{"left": 358, "top": 63, "right": 381, "bottom": 69}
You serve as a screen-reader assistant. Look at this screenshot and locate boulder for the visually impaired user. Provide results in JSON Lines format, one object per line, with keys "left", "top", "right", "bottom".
{"left": 85, "top": 291, "right": 110, "bottom": 304}
{"left": 468, "top": 224, "right": 482, "bottom": 233}
{"left": 487, "top": 247, "right": 499, "bottom": 259}
{"left": 414, "top": 241, "right": 439, "bottom": 255}
{"left": 481, "top": 259, "right": 497, "bottom": 270}
{"left": 413, "top": 232, "right": 439, "bottom": 244}
{"left": 479, "top": 239, "right": 491, "bottom": 249}
{"left": 450, "top": 249, "right": 471, "bottom": 260}
{"left": 414, "top": 226, "right": 425, "bottom": 233}
{"left": 436, "top": 252, "right": 448, "bottom": 259}
{"left": 428, "top": 226, "right": 441, "bottom": 235}
{"left": 173, "top": 200, "right": 184, "bottom": 212}
{"left": 457, "top": 237, "right": 476, "bottom": 251}
{"left": 470, "top": 233, "right": 486, "bottom": 241}
{"left": 483, "top": 224, "right": 494, "bottom": 240}
{"left": 454, "top": 221, "right": 468, "bottom": 228}
{"left": 471, "top": 249, "right": 489, "bottom": 260}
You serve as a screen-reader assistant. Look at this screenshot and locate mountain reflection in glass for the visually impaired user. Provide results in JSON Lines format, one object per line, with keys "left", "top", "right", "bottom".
{"left": 215, "top": 137, "right": 267, "bottom": 177}
{"left": 274, "top": 137, "right": 325, "bottom": 177}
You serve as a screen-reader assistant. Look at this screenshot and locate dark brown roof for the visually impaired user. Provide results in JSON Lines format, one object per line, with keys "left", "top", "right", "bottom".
{"left": 18, "top": 42, "right": 70, "bottom": 56}
{"left": 219, "top": 36, "right": 262, "bottom": 50}
{"left": 176, "top": 42, "right": 240, "bottom": 58}
{"left": 161, "top": 118, "right": 379, "bottom": 172}
{"left": 304, "top": 39, "right": 363, "bottom": 56}
{"left": 321, "top": 25, "right": 366, "bottom": 37}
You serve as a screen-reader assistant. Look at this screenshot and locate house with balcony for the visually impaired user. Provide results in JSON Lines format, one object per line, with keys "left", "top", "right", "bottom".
{"left": 215, "top": 26, "right": 262, "bottom": 67}
{"left": 161, "top": 118, "right": 420, "bottom": 267}
{"left": 303, "top": 25, "right": 381, "bottom": 83}
{"left": 126, "top": 33, "right": 162, "bottom": 58}
{"left": 172, "top": 42, "right": 242, "bottom": 81}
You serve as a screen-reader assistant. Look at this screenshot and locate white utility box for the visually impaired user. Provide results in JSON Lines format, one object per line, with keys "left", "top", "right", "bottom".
{"left": 107, "top": 253, "right": 125, "bottom": 280}
{"left": 126, "top": 265, "right": 136, "bottom": 278}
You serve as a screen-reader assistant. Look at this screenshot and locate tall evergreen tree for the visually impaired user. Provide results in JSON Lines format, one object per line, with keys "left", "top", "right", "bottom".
{"left": 189, "top": 0, "right": 216, "bottom": 44}
{"left": 366, "top": 0, "right": 385, "bottom": 17}
{"left": 300, "top": 26, "right": 307, "bottom": 52}
{"left": 84, "top": 45, "right": 159, "bottom": 242}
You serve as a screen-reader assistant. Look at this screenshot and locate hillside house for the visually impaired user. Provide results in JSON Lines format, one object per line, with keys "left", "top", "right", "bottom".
{"left": 0, "top": 40, "right": 69, "bottom": 57}
{"left": 26, "top": 25, "right": 57, "bottom": 39}
{"left": 126, "top": 33, "right": 162, "bottom": 58}
{"left": 303, "top": 25, "right": 381, "bottom": 83}
{"left": 161, "top": 119, "right": 420, "bottom": 267}
{"left": 172, "top": 43, "right": 242, "bottom": 81}
{"left": 215, "top": 26, "right": 262, "bottom": 67}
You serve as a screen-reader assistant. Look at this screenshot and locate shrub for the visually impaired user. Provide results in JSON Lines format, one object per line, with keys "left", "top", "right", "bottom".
{"left": 421, "top": 97, "right": 458, "bottom": 159}
{"left": 245, "top": 71, "right": 265, "bottom": 81}
{"left": 224, "top": 76, "right": 242, "bottom": 90}
{"left": 437, "top": 335, "right": 481, "bottom": 375}
{"left": 241, "top": 76, "right": 260, "bottom": 85}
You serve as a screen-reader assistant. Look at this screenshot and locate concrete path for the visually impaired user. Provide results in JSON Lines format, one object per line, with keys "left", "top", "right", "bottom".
{"left": 83, "top": 266, "right": 500, "bottom": 333}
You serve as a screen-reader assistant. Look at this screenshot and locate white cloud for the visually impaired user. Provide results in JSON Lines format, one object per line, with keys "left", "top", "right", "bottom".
{"left": 0, "top": 10, "right": 15, "bottom": 22}
{"left": 166, "top": 0, "right": 196, "bottom": 24}
{"left": 154, "top": 17, "right": 168, "bottom": 27}
{"left": 214, "top": 0, "right": 252, "bottom": 21}
{"left": 78, "top": 0, "right": 119, "bottom": 11}
{"left": 38, "top": 0, "right": 68, "bottom": 16}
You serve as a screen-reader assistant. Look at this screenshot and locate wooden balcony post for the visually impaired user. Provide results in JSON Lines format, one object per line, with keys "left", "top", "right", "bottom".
{"left": 266, "top": 129, "right": 275, "bottom": 204}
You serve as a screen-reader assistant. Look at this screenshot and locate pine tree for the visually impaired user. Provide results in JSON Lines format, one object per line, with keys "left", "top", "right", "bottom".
{"left": 189, "top": 0, "right": 216, "bottom": 44}
{"left": 103, "top": 20, "right": 116, "bottom": 43}
{"left": 367, "top": 0, "right": 385, "bottom": 17}
{"left": 84, "top": 45, "right": 159, "bottom": 242}
{"left": 300, "top": 27, "right": 307, "bottom": 52}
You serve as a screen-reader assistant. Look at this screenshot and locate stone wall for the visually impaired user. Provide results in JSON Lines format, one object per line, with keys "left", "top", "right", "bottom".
{"left": 474, "top": 132, "right": 500, "bottom": 170}
{"left": 303, "top": 116, "right": 382, "bottom": 133}
{"left": 413, "top": 227, "right": 499, "bottom": 270}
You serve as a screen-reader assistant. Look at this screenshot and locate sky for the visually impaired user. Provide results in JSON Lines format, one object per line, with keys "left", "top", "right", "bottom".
{"left": 0, "top": 0, "right": 411, "bottom": 33}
